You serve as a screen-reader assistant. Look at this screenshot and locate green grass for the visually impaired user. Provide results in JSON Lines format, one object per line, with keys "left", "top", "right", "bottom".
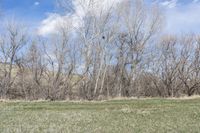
{"left": 1, "top": 98, "right": 200, "bottom": 133}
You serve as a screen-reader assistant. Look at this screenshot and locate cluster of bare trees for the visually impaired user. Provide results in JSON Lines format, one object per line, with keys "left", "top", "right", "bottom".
{"left": 0, "top": 0, "right": 200, "bottom": 100}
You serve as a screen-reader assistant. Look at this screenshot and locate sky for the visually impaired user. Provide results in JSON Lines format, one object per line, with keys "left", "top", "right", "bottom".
{"left": 0, "top": 0, "right": 56, "bottom": 30}
{"left": 1, "top": 0, "right": 55, "bottom": 21}
{"left": 0, "top": 0, "right": 200, "bottom": 35}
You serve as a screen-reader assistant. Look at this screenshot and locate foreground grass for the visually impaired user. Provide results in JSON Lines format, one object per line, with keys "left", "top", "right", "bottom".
{"left": 0, "top": 98, "right": 200, "bottom": 133}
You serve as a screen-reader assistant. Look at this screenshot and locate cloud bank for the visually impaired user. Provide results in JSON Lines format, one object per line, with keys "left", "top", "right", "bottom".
{"left": 37, "top": 13, "right": 70, "bottom": 35}
{"left": 161, "top": 1, "right": 200, "bottom": 34}
{"left": 37, "top": 0, "right": 123, "bottom": 36}
{"left": 160, "top": 0, "right": 178, "bottom": 8}
{"left": 38, "top": 0, "right": 200, "bottom": 36}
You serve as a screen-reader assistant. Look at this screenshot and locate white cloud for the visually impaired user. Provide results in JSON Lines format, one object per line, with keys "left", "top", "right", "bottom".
{"left": 37, "top": 0, "right": 123, "bottom": 36}
{"left": 193, "top": 0, "right": 199, "bottom": 3}
{"left": 37, "top": 13, "right": 71, "bottom": 36}
{"left": 38, "top": 0, "right": 200, "bottom": 35}
{"left": 73, "top": 0, "right": 122, "bottom": 16}
{"left": 34, "top": 1, "right": 40, "bottom": 6}
{"left": 160, "top": 0, "right": 178, "bottom": 8}
{"left": 164, "top": 3, "right": 200, "bottom": 34}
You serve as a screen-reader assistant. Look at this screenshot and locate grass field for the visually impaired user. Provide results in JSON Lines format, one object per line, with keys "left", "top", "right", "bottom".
{"left": 0, "top": 98, "right": 200, "bottom": 133}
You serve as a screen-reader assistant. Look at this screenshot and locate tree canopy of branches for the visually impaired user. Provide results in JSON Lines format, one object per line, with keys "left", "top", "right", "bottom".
{"left": 0, "top": 0, "right": 200, "bottom": 100}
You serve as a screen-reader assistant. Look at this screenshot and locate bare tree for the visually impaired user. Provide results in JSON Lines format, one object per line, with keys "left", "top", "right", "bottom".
{"left": 113, "top": 0, "right": 162, "bottom": 97}
{"left": 178, "top": 36, "right": 200, "bottom": 96}
{"left": 2, "top": 0, "right": 200, "bottom": 100}
{"left": 157, "top": 35, "right": 184, "bottom": 97}
{"left": 19, "top": 41, "right": 45, "bottom": 100}
{"left": 41, "top": 20, "right": 78, "bottom": 100}
{"left": 0, "top": 22, "right": 27, "bottom": 98}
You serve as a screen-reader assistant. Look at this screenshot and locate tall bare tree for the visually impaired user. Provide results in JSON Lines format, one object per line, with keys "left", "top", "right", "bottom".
{"left": 113, "top": 0, "right": 162, "bottom": 97}
{"left": 178, "top": 36, "right": 200, "bottom": 96}
{"left": 0, "top": 22, "right": 27, "bottom": 98}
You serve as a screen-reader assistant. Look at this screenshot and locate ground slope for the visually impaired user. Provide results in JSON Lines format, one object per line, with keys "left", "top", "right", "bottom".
{"left": 0, "top": 98, "right": 200, "bottom": 133}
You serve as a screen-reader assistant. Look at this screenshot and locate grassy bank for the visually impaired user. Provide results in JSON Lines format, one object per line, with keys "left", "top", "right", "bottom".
{"left": 0, "top": 98, "right": 200, "bottom": 133}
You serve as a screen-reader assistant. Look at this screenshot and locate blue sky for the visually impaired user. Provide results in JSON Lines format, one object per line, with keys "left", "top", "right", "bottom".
{"left": 1, "top": 0, "right": 55, "bottom": 21}
{"left": 1, "top": 0, "right": 200, "bottom": 35}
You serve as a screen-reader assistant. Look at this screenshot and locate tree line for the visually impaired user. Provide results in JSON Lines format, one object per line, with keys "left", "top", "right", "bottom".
{"left": 0, "top": 0, "right": 200, "bottom": 100}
